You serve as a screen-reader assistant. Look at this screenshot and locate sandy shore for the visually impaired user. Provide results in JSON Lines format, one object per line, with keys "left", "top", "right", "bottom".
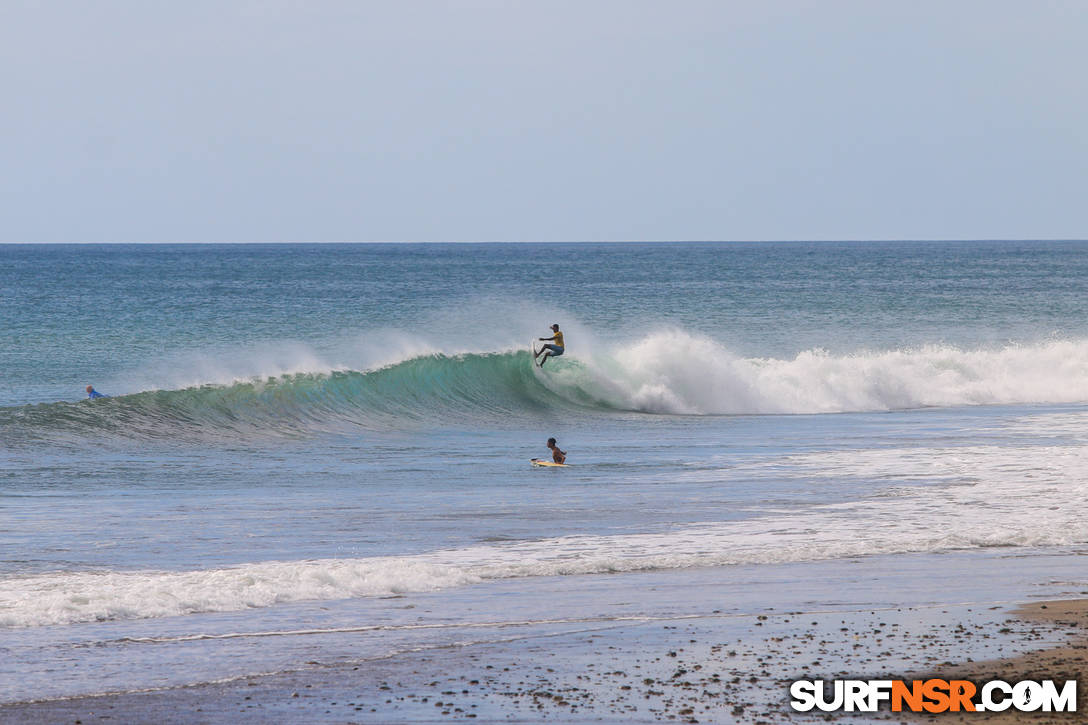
{"left": 907, "top": 599, "right": 1088, "bottom": 724}
{"left": 5, "top": 596, "right": 1086, "bottom": 724}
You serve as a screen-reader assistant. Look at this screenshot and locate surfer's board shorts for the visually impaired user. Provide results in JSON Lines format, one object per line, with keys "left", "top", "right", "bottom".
{"left": 543, "top": 345, "right": 564, "bottom": 356}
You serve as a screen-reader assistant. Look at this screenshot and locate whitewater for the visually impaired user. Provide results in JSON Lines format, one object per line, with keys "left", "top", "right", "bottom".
{"left": 7, "top": 334, "right": 1088, "bottom": 445}
{"left": 4, "top": 241, "right": 1088, "bottom": 704}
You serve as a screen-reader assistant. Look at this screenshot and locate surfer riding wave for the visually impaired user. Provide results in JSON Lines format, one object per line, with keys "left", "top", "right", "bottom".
{"left": 534, "top": 324, "right": 565, "bottom": 368}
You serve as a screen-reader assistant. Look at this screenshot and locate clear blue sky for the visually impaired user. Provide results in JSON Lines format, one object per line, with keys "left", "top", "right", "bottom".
{"left": 2, "top": 0, "right": 1085, "bottom": 242}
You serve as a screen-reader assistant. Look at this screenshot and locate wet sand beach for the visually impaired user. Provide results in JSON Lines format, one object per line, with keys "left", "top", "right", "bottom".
{"left": 908, "top": 599, "right": 1088, "bottom": 724}
{"left": 6, "top": 595, "right": 1086, "bottom": 724}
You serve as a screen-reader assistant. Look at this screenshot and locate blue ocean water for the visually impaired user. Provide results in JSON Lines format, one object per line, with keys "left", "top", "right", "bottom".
{"left": 3, "top": 241, "right": 1088, "bottom": 702}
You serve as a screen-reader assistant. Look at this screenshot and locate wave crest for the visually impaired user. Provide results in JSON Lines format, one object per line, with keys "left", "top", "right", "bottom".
{"left": 6, "top": 333, "right": 1088, "bottom": 444}
{"left": 590, "top": 332, "right": 1088, "bottom": 415}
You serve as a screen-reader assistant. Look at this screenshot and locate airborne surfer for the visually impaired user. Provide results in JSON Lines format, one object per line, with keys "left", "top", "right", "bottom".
{"left": 534, "top": 324, "right": 565, "bottom": 368}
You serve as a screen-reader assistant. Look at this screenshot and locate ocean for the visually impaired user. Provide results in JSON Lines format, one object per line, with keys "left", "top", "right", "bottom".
{"left": 3, "top": 241, "right": 1088, "bottom": 705}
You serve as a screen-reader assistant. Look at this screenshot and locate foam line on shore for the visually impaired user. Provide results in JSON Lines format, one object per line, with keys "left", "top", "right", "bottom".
{"left": 113, "top": 598, "right": 1030, "bottom": 644}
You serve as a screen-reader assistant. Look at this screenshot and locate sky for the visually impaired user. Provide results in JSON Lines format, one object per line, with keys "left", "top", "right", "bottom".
{"left": 1, "top": 0, "right": 1086, "bottom": 243}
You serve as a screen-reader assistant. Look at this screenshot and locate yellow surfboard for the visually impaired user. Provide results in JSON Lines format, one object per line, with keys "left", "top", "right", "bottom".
{"left": 531, "top": 458, "right": 569, "bottom": 467}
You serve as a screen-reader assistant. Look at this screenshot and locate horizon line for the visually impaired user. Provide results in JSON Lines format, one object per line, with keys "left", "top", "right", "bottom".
{"left": 3, "top": 238, "right": 1087, "bottom": 245}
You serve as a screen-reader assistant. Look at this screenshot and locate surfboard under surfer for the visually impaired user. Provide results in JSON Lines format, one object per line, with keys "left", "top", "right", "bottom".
{"left": 534, "top": 324, "right": 565, "bottom": 367}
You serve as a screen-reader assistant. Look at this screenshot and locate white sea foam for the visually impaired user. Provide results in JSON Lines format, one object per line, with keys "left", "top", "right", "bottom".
{"left": 556, "top": 331, "right": 1088, "bottom": 414}
{"left": 5, "top": 435, "right": 1087, "bottom": 628}
{"left": 0, "top": 559, "right": 479, "bottom": 629}
{"left": 436, "top": 444, "right": 1088, "bottom": 576}
{"left": 119, "top": 315, "right": 1088, "bottom": 417}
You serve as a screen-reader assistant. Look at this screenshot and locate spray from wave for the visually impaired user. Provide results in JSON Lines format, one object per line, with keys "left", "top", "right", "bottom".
{"left": 5, "top": 331, "right": 1088, "bottom": 444}
{"left": 578, "top": 331, "right": 1088, "bottom": 415}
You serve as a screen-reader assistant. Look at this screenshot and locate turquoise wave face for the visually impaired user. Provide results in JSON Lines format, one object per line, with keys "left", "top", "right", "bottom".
{"left": 12, "top": 332, "right": 1088, "bottom": 447}
{"left": 0, "top": 351, "right": 616, "bottom": 446}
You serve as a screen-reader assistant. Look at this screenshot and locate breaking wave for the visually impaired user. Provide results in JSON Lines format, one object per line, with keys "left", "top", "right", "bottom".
{"left": 6, "top": 332, "right": 1088, "bottom": 444}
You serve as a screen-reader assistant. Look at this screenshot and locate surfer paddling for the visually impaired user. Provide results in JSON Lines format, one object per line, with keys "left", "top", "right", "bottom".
{"left": 530, "top": 438, "right": 568, "bottom": 467}
{"left": 546, "top": 437, "right": 566, "bottom": 464}
{"left": 534, "top": 324, "right": 565, "bottom": 368}
{"left": 85, "top": 385, "right": 108, "bottom": 399}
